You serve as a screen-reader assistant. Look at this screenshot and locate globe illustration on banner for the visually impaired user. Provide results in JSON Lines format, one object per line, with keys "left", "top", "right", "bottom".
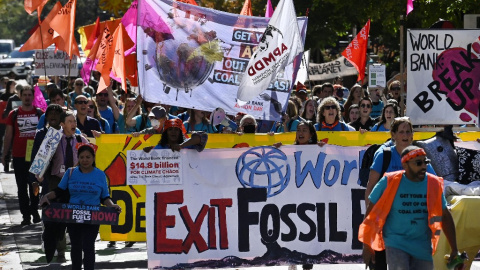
{"left": 236, "top": 146, "right": 290, "bottom": 197}
{"left": 154, "top": 17, "right": 223, "bottom": 99}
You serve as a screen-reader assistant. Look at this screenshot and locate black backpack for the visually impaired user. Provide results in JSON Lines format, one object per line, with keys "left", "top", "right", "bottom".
{"left": 359, "top": 144, "right": 391, "bottom": 187}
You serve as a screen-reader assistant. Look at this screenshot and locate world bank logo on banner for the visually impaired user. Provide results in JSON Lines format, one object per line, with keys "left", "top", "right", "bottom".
{"left": 235, "top": 146, "right": 290, "bottom": 197}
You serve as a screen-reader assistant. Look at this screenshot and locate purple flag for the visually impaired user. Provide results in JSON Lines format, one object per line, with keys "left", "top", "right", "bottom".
{"left": 407, "top": 0, "right": 414, "bottom": 15}
{"left": 122, "top": 0, "right": 137, "bottom": 56}
{"left": 33, "top": 85, "right": 47, "bottom": 111}
{"left": 265, "top": 0, "right": 273, "bottom": 18}
{"left": 80, "top": 57, "right": 99, "bottom": 85}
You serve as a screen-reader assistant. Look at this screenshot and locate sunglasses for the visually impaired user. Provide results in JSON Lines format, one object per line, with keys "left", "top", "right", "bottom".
{"left": 88, "top": 105, "right": 95, "bottom": 109}
{"left": 97, "top": 93, "right": 108, "bottom": 97}
{"left": 391, "top": 87, "right": 401, "bottom": 91}
{"left": 324, "top": 105, "right": 337, "bottom": 110}
{"left": 409, "top": 159, "right": 431, "bottom": 167}
{"left": 360, "top": 104, "right": 371, "bottom": 108}
{"left": 75, "top": 100, "right": 88, "bottom": 105}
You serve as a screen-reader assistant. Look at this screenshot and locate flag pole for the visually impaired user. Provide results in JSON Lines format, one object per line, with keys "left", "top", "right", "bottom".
{"left": 399, "top": 15, "right": 406, "bottom": 116}
{"left": 38, "top": 24, "right": 48, "bottom": 83}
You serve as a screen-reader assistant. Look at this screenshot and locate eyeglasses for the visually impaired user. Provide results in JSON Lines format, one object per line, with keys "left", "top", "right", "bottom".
{"left": 360, "top": 104, "right": 371, "bottom": 109}
{"left": 409, "top": 159, "right": 431, "bottom": 167}
{"left": 324, "top": 105, "right": 337, "bottom": 110}
{"left": 75, "top": 100, "right": 88, "bottom": 105}
{"left": 97, "top": 93, "right": 108, "bottom": 97}
{"left": 88, "top": 105, "right": 95, "bottom": 109}
{"left": 391, "top": 87, "right": 401, "bottom": 91}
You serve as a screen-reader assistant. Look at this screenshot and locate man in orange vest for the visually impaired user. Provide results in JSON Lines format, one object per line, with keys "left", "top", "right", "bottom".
{"left": 359, "top": 146, "right": 458, "bottom": 270}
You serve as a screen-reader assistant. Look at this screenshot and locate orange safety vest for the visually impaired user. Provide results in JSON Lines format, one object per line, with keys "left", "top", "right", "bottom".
{"left": 358, "top": 171, "right": 444, "bottom": 255}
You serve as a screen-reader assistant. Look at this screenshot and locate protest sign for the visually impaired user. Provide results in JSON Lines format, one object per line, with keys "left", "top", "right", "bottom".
{"left": 29, "top": 127, "right": 63, "bottom": 178}
{"left": 42, "top": 203, "right": 119, "bottom": 225}
{"left": 308, "top": 56, "right": 357, "bottom": 81}
{"left": 34, "top": 48, "right": 80, "bottom": 76}
{"left": 407, "top": 29, "right": 480, "bottom": 125}
{"left": 137, "top": 0, "right": 307, "bottom": 121}
{"left": 368, "top": 64, "right": 386, "bottom": 88}
{"left": 126, "top": 149, "right": 183, "bottom": 185}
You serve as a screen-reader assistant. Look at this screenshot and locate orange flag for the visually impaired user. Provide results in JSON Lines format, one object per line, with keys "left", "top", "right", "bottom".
{"left": 85, "top": 17, "right": 101, "bottom": 51}
{"left": 95, "top": 25, "right": 114, "bottom": 93}
{"left": 20, "top": 2, "right": 62, "bottom": 52}
{"left": 110, "top": 23, "right": 134, "bottom": 91}
{"left": 240, "top": 0, "right": 253, "bottom": 16}
{"left": 49, "top": 0, "right": 79, "bottom": 59}
{"left": 24, "top": 0, "right": 48, "bottom": 15}
{"left": 341, "top": 19, "right": 370, "bottom": 82}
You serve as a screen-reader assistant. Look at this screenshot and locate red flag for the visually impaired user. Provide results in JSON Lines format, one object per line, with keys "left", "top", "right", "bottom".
{"left": 240, "top": 0, "right": 253, "bottom": 16}
{"left": 20, "top": 2, "right": 62, "bottom": 52}
{"left": 110, "top": 23, "right": 135, "bottom": 91}
{"left": 125, "top": 53, "right": 138, "bottom": 87}
{"left": 341, "top": 19, "right": 370, "bottom": 82}
{"left": 85, "top": 17, "right": 101, "bottom": 51}
{"left": 49, "top": 0, "right": 80, "bottom": 59}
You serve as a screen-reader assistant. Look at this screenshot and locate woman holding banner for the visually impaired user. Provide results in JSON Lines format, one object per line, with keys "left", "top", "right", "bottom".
{"left": 39, "top": 143, "right": 121, "bottom": 270}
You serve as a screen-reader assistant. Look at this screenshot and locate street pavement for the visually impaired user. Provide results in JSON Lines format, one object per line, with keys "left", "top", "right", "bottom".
{"left": 1, "top": 163, "right": 479, "bottom": 270}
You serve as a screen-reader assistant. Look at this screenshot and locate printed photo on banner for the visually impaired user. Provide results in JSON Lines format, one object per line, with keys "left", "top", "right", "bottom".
{"left": 126, "top": 149, "right": 183, "bottom": 185}
{"left": 137, "top": 0, "right": 307, "bottom": 121}
{"left": 407, "top": 29, "right": 480, "bottom": 125}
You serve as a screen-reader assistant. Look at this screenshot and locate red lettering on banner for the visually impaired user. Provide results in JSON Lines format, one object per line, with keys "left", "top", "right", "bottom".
{"left": 210, "top": 199, "right": 232, "bottom": 249}
{"left": 179, "top": 205, "right": 209, "bottom": 253}
{"left": 155, "top": 190, "right": 184, "bottom": 253}
{"left": 208, "top": 207, "right": 217, "bottom": 249}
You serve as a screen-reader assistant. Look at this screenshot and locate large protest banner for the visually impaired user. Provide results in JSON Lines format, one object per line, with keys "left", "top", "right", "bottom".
{"left": 97, "top": 131, "right": 447, "bottom": 242}
{"left": 406, "top": 29, "right": 480, "bottom": 125}
{"left": 137, "top": 0, "right": 307, "bottom": 121}
{"left": 308, "top": 56, "right": 357, "bottom": 81}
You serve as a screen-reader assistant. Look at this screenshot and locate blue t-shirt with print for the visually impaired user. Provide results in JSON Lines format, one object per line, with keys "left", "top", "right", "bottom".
{"left": 371, "top": 145, "right": 436, "bottom": 175}
{"left": 58, "top": 167, "right": 110, "bottom": 206}
{"left": 369, "top": 174, "right": 447, "bottom": 261}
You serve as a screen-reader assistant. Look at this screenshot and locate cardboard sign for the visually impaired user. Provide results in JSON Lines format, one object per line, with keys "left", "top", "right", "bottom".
{"left": 34, "top": 49, "right": 80, "bottom": 76}
{"left": 29, "top": 128, "right": 62, "bottom": 177}
{"left": 42, "top": 203, "right": 119, "bottom": 225}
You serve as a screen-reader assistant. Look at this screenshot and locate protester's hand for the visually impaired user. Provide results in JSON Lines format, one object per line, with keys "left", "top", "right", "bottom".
{"left": 135, "top": 95, "right": 143, "bottom": 105}
{"left": 143, "top": 146, "right": 154, "bottom": 153}
{"left": 38, "top": 195, "right": 50, "bottom": 208}
{"left": 236, "top": 131, "right": 244, "bottom": 136}
{"left": 267, "top": 131, "right": 275, "bottom": 136}
{"left": 362, "top": 244, "right": 375, "bottom": 266}
{"left": 131, "top": 132, "right": 140, "bottom": 137}
{"left": 111, "top": 204, "right": 122, "bottom": 213}
{"left": 92, "top": 130, "right": 102, "bottom": 138}
{"left": 317, "top": 141, "right": 327, "bottom": 147}
{"left": 359, "top": 129, "right": 368, "bottom": 134}
{"left": 273, "top": 142, "right": 282, "bottom": 148}
{"left": 170, "top": 144, "right": 181, "bottom": 152}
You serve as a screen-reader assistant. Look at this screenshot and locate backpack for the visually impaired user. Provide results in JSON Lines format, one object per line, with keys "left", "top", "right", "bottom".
{"left": 358, "top": 144, "right": 391, "bottom": 187}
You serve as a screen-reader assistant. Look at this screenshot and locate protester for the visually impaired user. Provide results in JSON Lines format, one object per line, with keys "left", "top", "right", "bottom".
{"left": 314, "top": 97, "right": 354, "bottom": 131}
{"left": 69, "top": 78, "right": 91, "bottom": 101}
{"left": 74, "top": 95, "right": 102, "bottom": 137}
{"left": 0, "top": 79, "right": 16, "bottom": 101}
{"left": 144, "top": 118, "right": 208, "bottom": 152}
{"left": 132, "top": 106, "right": 167, "bottom": 135}
{"left": 184, "top": 109, "right": 217, "bottom": 133}
{"left": 39, "top": 143, "right": 121, "bottom": 270}
{"left": 2, "top": 86, "right": 43, "bottom": 225}
{"left": 349, "top": 97, "right": 376, "bottom": 131}
{"left": 275, "top": 100, "right": 301, "bottom": 132}
{"left": 125, "top": 95, "right": 158, "bottom": 132}
{"left": 368, "top": 87, "right": 387, "bottom": 119}
{"left": 345, "top": 104, "right": 360, "bottom": 124}
{"left": 87, "top": 98, "right": 111, "bottom": 134}
{"left": 238, "top": 114, "right": 257, "bottom": 134}
{"left": 37, "top": 89, "right": 69, "bottom": 129}
{"left": 274, "top": 120, "right": 326, "bottom": 147}
{"left": 295, "top": 81, "right": 308, "bottom": 103}
{"left": 300, "top": 99, "right": 317, "bottom": 123}
{"left": 117, "top": 97, "right": 140, "bottom": 134}
{"left": 333, "top": 84, "right": 346, "bottom": 105}
{"left": 371, "top": 103, "right": 399, "bottom": 131}
{"left": 343, "top": 83, "right": 364, "bottom": 117}
{"left": 360, "top": 145, "right": 458, "bottom": 270}
{"left": 363, "top": 117, "right": 436, "bottom": 270}
{"left": 96, "top": 87, "right": 119, "bottom": 133}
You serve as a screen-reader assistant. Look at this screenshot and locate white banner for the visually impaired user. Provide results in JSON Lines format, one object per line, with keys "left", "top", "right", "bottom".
{"left": 34, "top": 49, "right": 80, "bottom": 76}
{"left": 295, "top": 50, "right": 310, "bottom": 84}
{"left": 146, "top": 144, "right": 367, "bottom": 268}
{"left": 29, "top": 127, "right": 63, "bottom": 178}
{"left": 308, "top": 56, "right": 358, "bottom": 81}
{"left": 126, "top": 149, "right": 183, "bottom": 185}
{"left": 137, "top": 0, "right": 307, "bottom": 121}
{"left": 406, "top": 29, "right": 480, "bottom": 125}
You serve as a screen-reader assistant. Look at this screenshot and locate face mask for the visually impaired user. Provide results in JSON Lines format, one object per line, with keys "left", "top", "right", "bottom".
{"left": 243, "top": 124, "right": 256, "bottom": 133}
{"left": 150, "top": 119, "right": 160, "bottom": 129}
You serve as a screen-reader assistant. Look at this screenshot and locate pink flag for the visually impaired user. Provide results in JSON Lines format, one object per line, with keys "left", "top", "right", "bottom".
{"left": 265, "top": 0, "right": 273, "bottom": 18}
{"left": 407, "top": 0, "right": 414, "bottom": 15}
{"left": 80, "top": 57, "right": 98, "bottom": 84}
{"left": 139, "top": 0, "right": 172, "bottom": 37}
{"left": 33, "top": 85, "right": 47, "bottom": 111}
{"left": 122, "top": 0, "right": 137, "bottom": 56}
